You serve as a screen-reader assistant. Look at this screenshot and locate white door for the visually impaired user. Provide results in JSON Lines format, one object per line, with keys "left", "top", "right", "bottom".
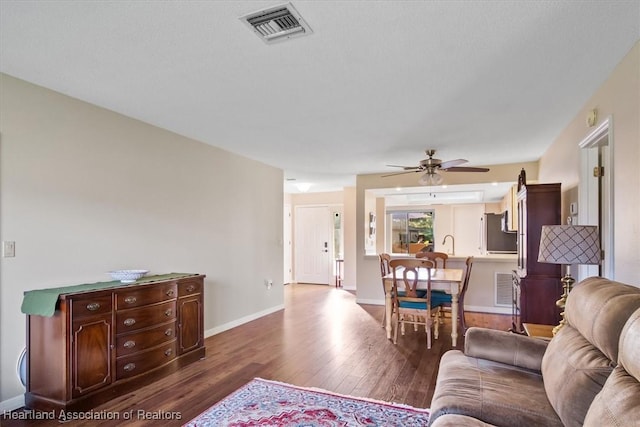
{"left": 295, "top": 206, "right": 332, "bottom": 284}
{"left": 283, "top": 205, "right": 292, "bottom": 284}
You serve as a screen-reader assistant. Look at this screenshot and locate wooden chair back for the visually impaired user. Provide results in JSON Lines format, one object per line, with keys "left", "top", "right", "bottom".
{"left": 460, "top": 256, "right": 474, "bottom": 301}
{"left": 415, "top": 251, "right": 448, "bottom": 268}
{"left": 378, "top": 253, "right": 393, "bottom": 327}
{"left": 389, "top": 258, "right": 435, "bottom": 298}
{"left": 379, "top": 253, "right": 392, "bottom": 278}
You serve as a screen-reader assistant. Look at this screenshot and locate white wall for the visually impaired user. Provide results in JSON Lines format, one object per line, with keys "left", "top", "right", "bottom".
{"left": 0, "top": 74, "right": 284, "bottom": 404}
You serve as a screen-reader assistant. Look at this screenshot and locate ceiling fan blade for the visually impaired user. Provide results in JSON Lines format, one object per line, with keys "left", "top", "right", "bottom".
{"left": 386, "top": 164, "right": 420, "bottom": 170}
{"left": 442, "top": 166, "right": 490, "bottom": 172}
{"left": 439, "top": 158, "right": 468, "bottom": 169}
{"left": 381, "top": 170, "right": 421, "bottom": 177}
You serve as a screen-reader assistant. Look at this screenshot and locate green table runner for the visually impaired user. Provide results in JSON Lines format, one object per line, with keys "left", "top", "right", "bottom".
{"left": 21, "top": 273, "right": 197, "bottom": 317}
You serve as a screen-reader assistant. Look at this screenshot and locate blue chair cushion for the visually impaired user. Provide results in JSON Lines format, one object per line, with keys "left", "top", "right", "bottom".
{"left": 398, "top": 300, "right": 441, "bottom": 310}
{"left": 431, "top": 290, "right": 452, "bottom": 305}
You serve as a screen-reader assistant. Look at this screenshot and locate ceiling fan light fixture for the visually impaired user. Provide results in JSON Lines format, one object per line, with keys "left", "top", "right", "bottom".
{"left": 419, "top": 172, "right": 443, "bottom": 186}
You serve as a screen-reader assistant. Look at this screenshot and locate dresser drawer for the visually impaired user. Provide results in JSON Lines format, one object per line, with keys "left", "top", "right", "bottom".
{"left": 115, "top": 282, "right": 177, "bottom": 310}
{"left": 71, "top": 294, "right": 113, "bottom": 318}
{"left": 116, "top": 340, "right": 177, "bottom": 380}
{"left": 116, "top": 301, "right": 176, "bottom": 333}
{"left": 115, "top": 321, "right": 176, "bottom": 357}
{"left": 178, "top": 279, "right": 202, "bottom": 297}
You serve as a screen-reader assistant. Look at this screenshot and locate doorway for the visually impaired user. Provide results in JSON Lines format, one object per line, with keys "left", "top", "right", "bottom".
{"left": 579, "top": 117, "right": 613, "bottom": 279}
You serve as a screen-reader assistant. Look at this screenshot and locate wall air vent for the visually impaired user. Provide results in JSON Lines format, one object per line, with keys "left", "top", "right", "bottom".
{"left": 240, "top": 3, "right": 312, "bottom": 44}
{"left": 494, "top": 272, "right": 513, "bottom": 307}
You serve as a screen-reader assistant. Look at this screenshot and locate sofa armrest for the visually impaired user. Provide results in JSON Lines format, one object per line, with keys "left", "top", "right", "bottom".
{"left": 431, "top": 414, "right": 497, "bottom": 427}
{"left": 464, "top": 327, "right": 549, "bottom": 372}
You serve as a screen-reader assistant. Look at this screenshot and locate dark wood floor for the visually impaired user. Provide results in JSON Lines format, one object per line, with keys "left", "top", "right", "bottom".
{"left": 3, "top": 284, "right": 510, "bottom": 426}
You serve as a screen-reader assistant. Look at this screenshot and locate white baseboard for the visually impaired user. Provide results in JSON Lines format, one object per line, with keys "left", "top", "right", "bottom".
{"left": 355, "top": 299, "right": 511, "bottom": 315}
{"left": 205, "top": 304, "right": 285, "bottom": 338}
{"left": 355, "top": 298, "right": 384, "bottom": 306}
{"left": 465, "top": 305, "right": 511, "bottom": 315}
{"left": 1, "top": 394, "right": 25, "bottom": 412}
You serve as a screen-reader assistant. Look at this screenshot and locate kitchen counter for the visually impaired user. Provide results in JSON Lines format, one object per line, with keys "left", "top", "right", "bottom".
{"left": 359, "top": 253, "right": 516, "bottom": 314}
{"left": 365, "top": 253, "right": 517, "bottom": 262}
{"left": 447, "top": 254, "right": 517, "bottom": 263}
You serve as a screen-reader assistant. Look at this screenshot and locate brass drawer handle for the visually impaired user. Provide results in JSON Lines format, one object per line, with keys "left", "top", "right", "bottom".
{"left": 123, "top": 363, "right": 136, "bottom": 372}
{"left": 123, "top": 318, "right": 136, "bottom": 326}
{"left": 166, "top": 289, "right": 175, "bottom": 297}
{"left": 165, "top": 329, "right": 173, "bottom": 336}
{"left": 164, "top": 349, "right": 172, "bottom": 357}
{"left": 124, "top": 296, "right": 137, "bottom": 304}
{"left": 123, "top": 340, "right": 136, "bottom": 349}
{"left": 86, "top": 302, "right": 101, "bottom": 311}
{"left": 186, "top": 285, "right": 196, "bottom": 293}
{"left": 164, "top": 309, "right": 172, "bottom": 317}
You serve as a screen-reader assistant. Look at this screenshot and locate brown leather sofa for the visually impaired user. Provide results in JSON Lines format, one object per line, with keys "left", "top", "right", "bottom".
{"left": 429, "top": 277, "right": 640, "bottom": 427}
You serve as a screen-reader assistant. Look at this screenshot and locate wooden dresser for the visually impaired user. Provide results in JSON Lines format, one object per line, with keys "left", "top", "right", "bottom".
{"left": 24, "top": 274, "right": 205, "bottom": 411}
{"left": 511, "top": 184, "right": 562, "bottom": 332}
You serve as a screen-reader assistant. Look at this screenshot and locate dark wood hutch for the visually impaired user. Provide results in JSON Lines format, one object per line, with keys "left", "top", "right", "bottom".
{"left": 512, "top": 183, "right": 562, "bottom": 332}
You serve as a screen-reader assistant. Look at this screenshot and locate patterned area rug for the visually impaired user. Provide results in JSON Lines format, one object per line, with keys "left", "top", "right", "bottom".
{"left": 184, "top": 378, "right": 430, "bottom": 426}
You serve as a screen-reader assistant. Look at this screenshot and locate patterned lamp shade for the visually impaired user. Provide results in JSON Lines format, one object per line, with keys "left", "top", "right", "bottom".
{"left": 538, "top": 225, "right": 601, "bottom": 265}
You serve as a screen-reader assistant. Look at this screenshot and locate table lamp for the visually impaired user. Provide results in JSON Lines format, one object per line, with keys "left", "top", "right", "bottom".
{"left": 537, "top": 225, "right": 600, "bottom": 335}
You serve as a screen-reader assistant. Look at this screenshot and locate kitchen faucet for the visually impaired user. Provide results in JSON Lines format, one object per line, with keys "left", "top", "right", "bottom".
{"left": 442, "top": 234, "right": 455, "bottom": 255}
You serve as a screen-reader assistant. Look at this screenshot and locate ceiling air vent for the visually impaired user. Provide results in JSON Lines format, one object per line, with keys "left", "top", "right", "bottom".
{"left": 240, "top": 3, "right": 312, "bottom": 44}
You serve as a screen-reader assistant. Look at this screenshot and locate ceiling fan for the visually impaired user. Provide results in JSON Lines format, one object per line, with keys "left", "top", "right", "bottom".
{"left": 383, "top": 149, "right": 490, "bottom": 185}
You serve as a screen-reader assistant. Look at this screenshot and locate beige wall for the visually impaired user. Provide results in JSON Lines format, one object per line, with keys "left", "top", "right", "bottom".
{"left": 539, "top": 42, "right": 639, "bottom": 283}
{"left": 343, "top": 187, "right": 357, "bottom": 289}
{"left": 0, "top": 74, "right": 284, "bottom": 404}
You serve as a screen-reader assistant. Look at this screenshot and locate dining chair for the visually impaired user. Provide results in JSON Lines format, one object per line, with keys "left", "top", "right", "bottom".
{"left": 380, "top": 253, "right": 428, "bottom": 328}
{"left": 436, "top": 256, "right": 474, "bottom": 335}
{"left": 415, "top": 251, "right": 450, "bottom": 322}
{"left": 389, "top": 258, "right": 441, "bottom": 349}
{"left": 378, "top": 253, "right": 392, "bottom": 327}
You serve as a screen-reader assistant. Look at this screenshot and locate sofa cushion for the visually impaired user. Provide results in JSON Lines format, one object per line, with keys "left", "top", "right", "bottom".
{"left": 429, "top": 350, "right": 563, "bottom": 427}
{"left": 563, "top": 277, "right": 640, "bottom": 362}
{"left": 541, "top": 277, "right": 640, "bottom": 427}
{"left": 583, "top": 308, "right": 640, "bottom": 426}
{"left": 582, "top": 365, "right": 640, "bottom": 426}
{"left": 541, "top": 325, "right": 614, "bottom": 427}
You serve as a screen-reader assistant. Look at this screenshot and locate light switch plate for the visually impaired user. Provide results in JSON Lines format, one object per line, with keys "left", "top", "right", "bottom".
{"left": 3, "top": 241, "right": 15, "bottom": 257}
{"left": 570, "top": 202, "right": 578, "bottom": 215}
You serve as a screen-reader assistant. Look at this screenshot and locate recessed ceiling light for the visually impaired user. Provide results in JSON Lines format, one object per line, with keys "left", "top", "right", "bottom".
{"left": 295, "top": 183, "right": 312, "bottom": 192}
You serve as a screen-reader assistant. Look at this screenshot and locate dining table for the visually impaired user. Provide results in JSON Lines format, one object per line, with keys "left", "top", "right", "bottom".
{"left": 383, "top": 267, "right": 464, "bottom": 347}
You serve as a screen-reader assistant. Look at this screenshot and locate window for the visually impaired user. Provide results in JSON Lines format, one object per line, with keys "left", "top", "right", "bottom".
{"left": 388, "top": 210, "right": 435, "bottom": 254}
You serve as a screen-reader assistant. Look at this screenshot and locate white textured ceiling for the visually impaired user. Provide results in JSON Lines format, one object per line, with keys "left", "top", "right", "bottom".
{"left": 1, "top": 1, "right": 639, "bottom": 194}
